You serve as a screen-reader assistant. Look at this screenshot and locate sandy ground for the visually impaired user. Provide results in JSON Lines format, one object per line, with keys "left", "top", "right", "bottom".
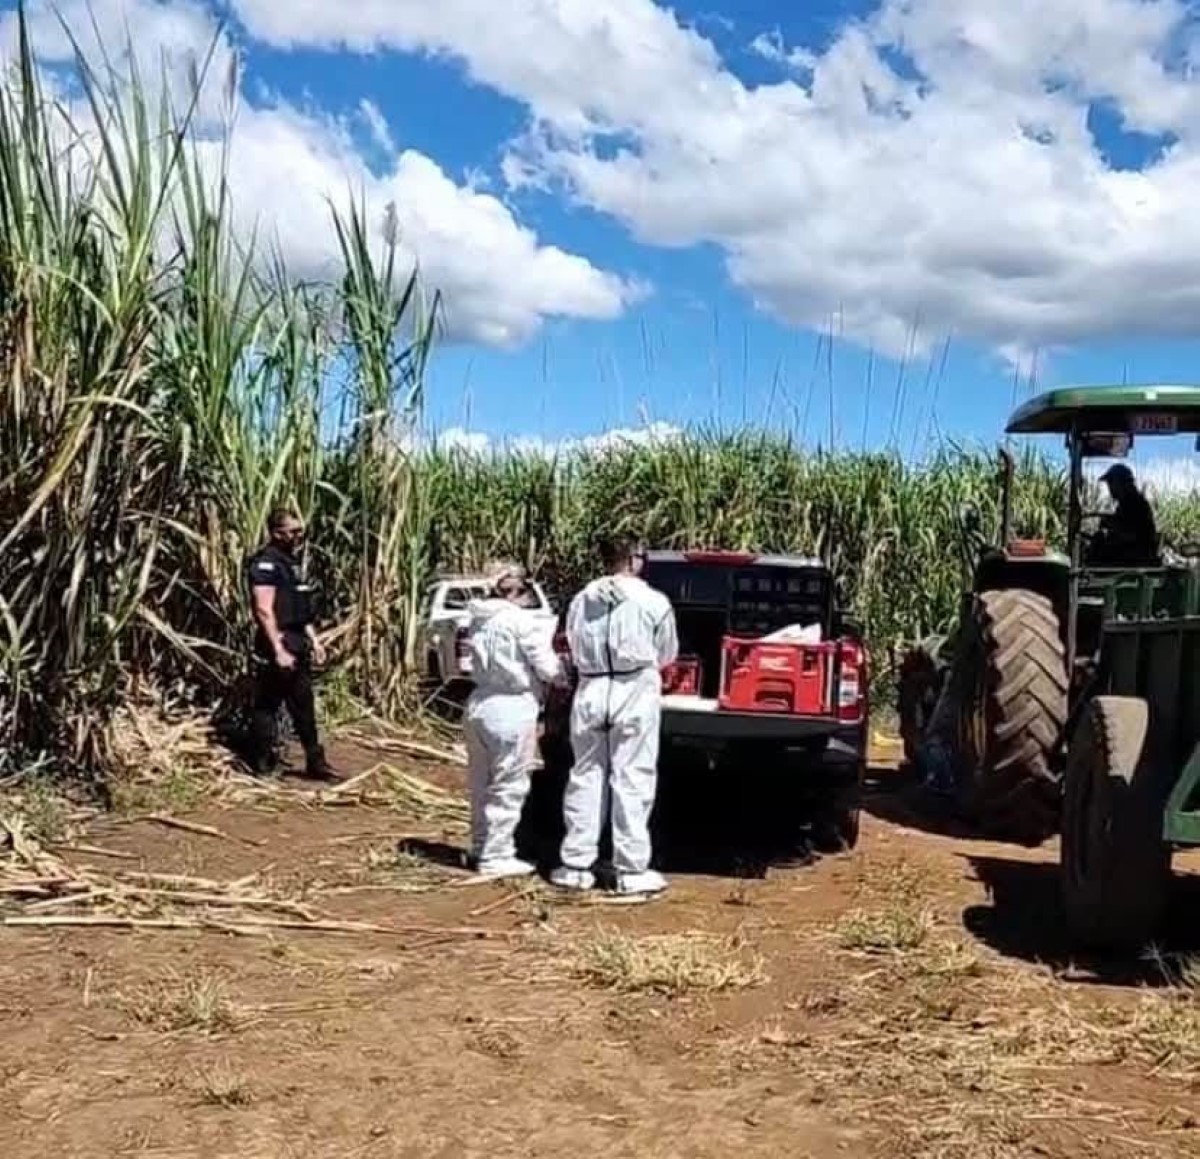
{"left": 2, "top": 735, "right": 1198, "bottom": 1159}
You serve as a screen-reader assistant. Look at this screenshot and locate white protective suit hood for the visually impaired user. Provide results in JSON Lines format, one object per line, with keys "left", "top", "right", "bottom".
{"left": 567, "top": 573, "right": 676, "bottom": 678}
{"left": 466, "top": 596, "right": 563, "bottom": 699}
{"left": 591, "top": 575, "right": 635, "bottom": 609}
{"left": 466, "top": 596, "right": 510, "bottom": 627}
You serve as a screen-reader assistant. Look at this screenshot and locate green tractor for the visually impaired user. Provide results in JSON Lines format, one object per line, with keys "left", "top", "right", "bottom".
{"left": 899, "top": 386, "right": 1200, "bottom": 887}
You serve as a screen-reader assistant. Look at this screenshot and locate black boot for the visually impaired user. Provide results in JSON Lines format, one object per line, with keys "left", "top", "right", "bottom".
{"left": 774, "top": 836, "right": 817, "bottom": 870}
{"left": 249, "top": 745, "right": 282, "bottom": 778}
{"left": 303, "top": 746, "right": 338, "bottom": 781}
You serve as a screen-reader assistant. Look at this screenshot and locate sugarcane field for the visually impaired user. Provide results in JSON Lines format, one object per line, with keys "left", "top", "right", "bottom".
{"left": 4, "top": 5, "right": 1200, "bottom": 1159}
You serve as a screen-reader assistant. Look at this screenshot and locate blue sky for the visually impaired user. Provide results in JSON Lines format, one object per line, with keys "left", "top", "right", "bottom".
{"left": 5, "top": 0, "right": 1200, "bottom": 486}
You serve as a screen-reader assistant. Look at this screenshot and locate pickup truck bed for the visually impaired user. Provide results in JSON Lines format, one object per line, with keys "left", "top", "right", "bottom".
{"left": 541, "top": 551, "right": 871, "bottom": 848}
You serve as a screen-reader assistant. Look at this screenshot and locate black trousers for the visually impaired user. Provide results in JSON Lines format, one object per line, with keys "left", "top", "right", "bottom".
{"left": 250, "top": 652, "right": 321, "bottom": 767}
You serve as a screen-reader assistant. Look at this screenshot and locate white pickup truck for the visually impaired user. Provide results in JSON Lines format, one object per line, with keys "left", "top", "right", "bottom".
{"left": 417, "top": 574, "right": 557, "bottom": 689}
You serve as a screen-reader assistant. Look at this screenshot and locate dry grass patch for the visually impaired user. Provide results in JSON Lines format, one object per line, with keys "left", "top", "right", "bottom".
{"left": 1147, "top": 949, "right": 1200, "bottom": 992}
{"left": 107, "top": 701, "right": 237, "bottom": 814}
{"left": 573, "top": 926, "right": 766, "bottom": 997}
{"left": 850, "top": 854, "right": 936, "bottom": 900}
{"left": 832, "top": 853, "right": 957, "bottom": 958}
{"left": 4, "top": 782, "right": 71, "bottom": 845}
{"left": 835, "top": 903, "right": 936, "bottom": 953}
{"left": 311, "top": 840, "right": 460, "bottom": 899}
{"left": 192, "top": 1059, "right": 254, "bottom": 1108}
{"left": 363, "top": 843, "right": 454, "bottom": 891}
{"left": 912, "top": 940, "right": 986, "bottom": 979}
{"left": 466, "top": 1021, "right": 525, "bottom": 1060}
{"left": 110, "top": 767, "right": 210, "bottom": 816}
{"left": 1085, "top": 991, "right": 1200, "bottom": 1079}
{"left": 118, "top": 970, "right": 245, "bottom": 1035}
{"left": 380, "top": 766, "right": 470, "bottom": 831}
{"left": 1181, "top": 957, "right": 1200, "bottom": 992}
{"left": 742, "top": 923, "right": 1200, "bottom": 1159}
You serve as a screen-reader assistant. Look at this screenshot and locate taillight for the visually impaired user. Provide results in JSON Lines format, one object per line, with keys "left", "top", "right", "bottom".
{"left": 662, "top": 658, "right": 701, "bottom": 695}
{"left": 552, "top": 630, "right": 569, "bottom": 655}
{"left": 836, "top": 640, "right": 867, "bottom": 723}
{"left": 455, "top": 627, "right": 470, "bottom": 660}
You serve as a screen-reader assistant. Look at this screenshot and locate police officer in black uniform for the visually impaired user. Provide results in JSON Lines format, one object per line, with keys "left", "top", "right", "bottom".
{"left": 246, "top": 508, "right": 336, "bottom": 780}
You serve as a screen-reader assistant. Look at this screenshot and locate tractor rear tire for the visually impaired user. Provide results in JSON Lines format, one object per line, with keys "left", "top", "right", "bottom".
{"left": 954, "top": 589, "right": 1069, "bottom": 845}
{"left": 1060, "top": 696, "right": 1171, "bottom": 952}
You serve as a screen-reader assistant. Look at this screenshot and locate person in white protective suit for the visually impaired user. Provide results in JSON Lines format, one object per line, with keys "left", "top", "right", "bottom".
{"left": 464, "top": 569, "right": 567, "bottom": 878}
{"left": 551, "top": 536, "right": 678, "bottom": 896}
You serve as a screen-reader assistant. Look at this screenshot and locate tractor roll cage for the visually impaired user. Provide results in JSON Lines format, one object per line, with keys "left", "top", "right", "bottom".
{"left": 1000, "top": 384, "right": 1200, "bottom": 672}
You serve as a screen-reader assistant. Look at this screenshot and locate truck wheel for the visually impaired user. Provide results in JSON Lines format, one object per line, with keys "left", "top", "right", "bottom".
{"left": 1061, "top": 696, "right": 1171, "bottom": 952}
{"left": 811, "top": 791, "right": 861, "bottom": 852}
{"left": 954, "top": 589, "right": 1068, "bottom": 845}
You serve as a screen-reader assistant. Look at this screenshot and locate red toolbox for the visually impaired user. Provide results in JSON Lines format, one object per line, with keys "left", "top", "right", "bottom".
{"left": 718, "top": 637, "right": 834, "bottom": 715}
{"left": 661, "top": 656, "right": 701, "bottom": 695}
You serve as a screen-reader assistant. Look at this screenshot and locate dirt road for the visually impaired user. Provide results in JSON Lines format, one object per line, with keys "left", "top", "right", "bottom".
{"left": 2, "top": 739, "right": 1198, "bottom": 1158}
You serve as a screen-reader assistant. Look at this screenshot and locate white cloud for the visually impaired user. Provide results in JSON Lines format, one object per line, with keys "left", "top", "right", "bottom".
{"left": 229, "top": 0, "right": 1200, "bottom": 359}
{"left": 429, "top": 420, "right": 684, "bottom": 458}
{"left": 357, "top": 98, "right": 395, "bottom": 155}
{"left": 1, "top": 0, "right": 640, "bottom": 347}
{"left": 209, "top": 114, "right": 640, "bottom": 345}
{"left": 0, "top": 0, "right": 238, "bottom": 122}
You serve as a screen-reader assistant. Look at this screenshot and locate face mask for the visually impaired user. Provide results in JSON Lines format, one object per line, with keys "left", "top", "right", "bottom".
{"left": 277, "top": 530, "right": 305, "bottom": 556}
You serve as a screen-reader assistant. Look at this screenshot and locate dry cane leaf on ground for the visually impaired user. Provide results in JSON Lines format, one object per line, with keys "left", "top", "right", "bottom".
{"left": 733, "top": 908, "right": 1200, "bottom": 1159}
{"left": 0, "top": 820, "right": 508, "bottom": 947}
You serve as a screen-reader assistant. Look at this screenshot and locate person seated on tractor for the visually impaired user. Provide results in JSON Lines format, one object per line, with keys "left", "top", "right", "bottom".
{"left": 1086, "top": 463, "right": 1160, "bottom": 567}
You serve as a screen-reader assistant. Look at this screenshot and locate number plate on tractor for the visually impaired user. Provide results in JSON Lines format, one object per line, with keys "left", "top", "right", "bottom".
{"left": 1131, "top": 413, "right": 1178, "bottom": 433}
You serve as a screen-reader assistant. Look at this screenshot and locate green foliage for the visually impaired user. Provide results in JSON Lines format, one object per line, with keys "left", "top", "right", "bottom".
{"left": 1, "top": 6, "right": 1197, "bottom": 785}
{"left": 418, "top": 436, "right": 1077, "bottom": 656}
{"left": 0, "top": 8, "right": 434, "bottom": 779}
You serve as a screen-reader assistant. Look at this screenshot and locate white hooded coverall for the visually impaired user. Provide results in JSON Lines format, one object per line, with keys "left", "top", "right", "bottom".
{"left": 560, "top": 574, "right": 678, "bottom": 878}
{"left": 464, "top": 599, "right": 564, "bottom": 868}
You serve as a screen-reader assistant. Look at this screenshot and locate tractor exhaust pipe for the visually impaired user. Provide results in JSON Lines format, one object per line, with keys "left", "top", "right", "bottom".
{"left": 998, "top": 446, "right": 1015, "bottom": 547}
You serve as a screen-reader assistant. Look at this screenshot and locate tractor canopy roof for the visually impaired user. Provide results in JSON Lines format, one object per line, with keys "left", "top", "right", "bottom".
{"left": 1006, "top": 384, "right": 1200, "bottom": 435}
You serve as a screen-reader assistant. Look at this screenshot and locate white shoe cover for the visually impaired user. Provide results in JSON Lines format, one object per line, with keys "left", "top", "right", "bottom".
{"left": 616, "top": 869, "right": 668, "bottom": 896}
{"left": 476, "top": 857, "right": 536, "bottom": 880}
{"left": 549, "top": 866, "right": 595, "bottom": 891}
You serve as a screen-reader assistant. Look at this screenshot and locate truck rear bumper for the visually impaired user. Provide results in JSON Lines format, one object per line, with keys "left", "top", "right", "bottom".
{"left": 660, "top": 696, "right": 864, "bottom": 766}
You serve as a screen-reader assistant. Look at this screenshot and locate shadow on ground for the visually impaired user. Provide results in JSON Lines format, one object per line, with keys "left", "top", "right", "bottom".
{"left": 962, "top": 853, "right": 1200, "bottom": 987}
{"left": 517, "top": 750, "right": 856, "bottom": 881}
{"left": 860, "top": 763, "right": 1003, "bottom": 843}
{"left": 396, "top": 837, "right": 470, "bottom": 870}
